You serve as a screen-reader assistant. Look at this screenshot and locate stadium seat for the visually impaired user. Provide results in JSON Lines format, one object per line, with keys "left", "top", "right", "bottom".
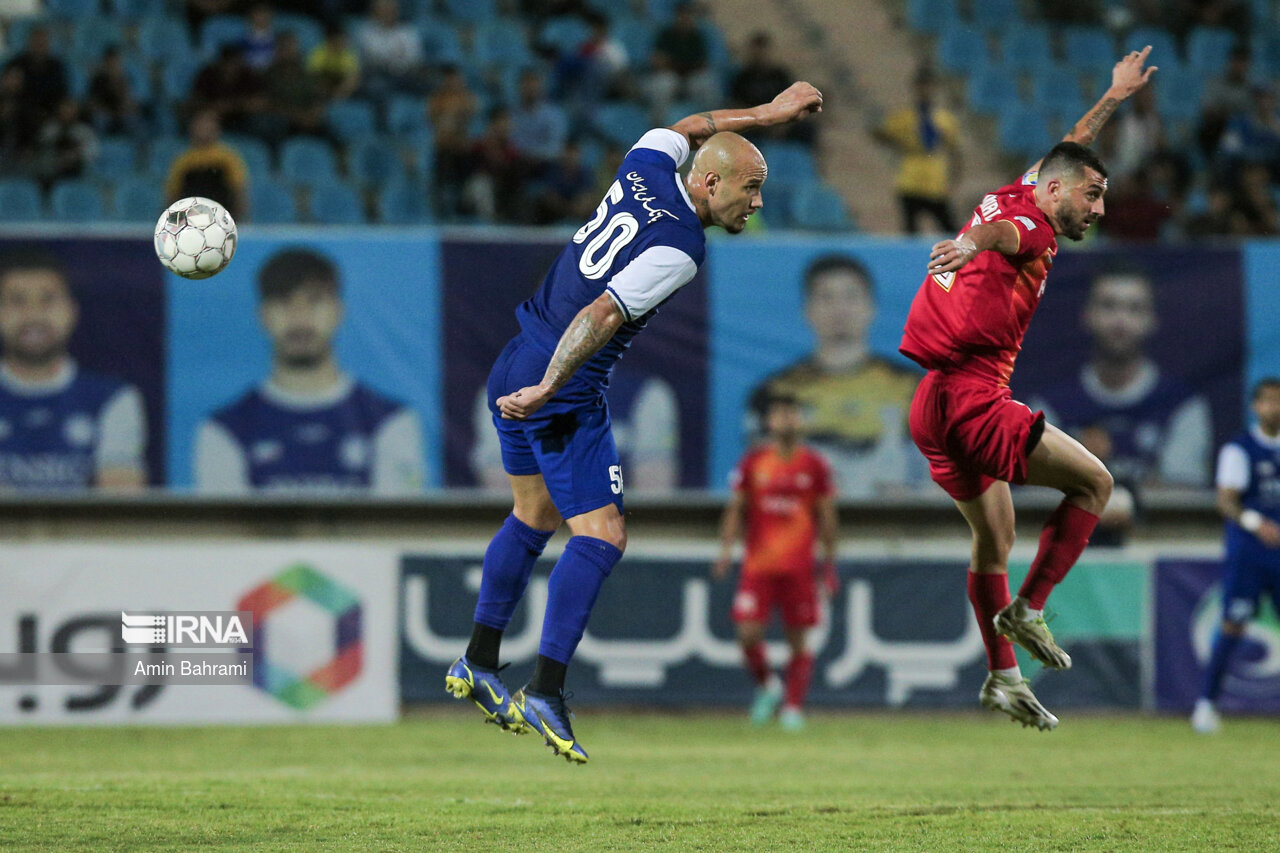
{"left": 967, "top": 0, "right": 1018, "bottom": 31}
{"left": 137, "top": 16, "right": 193, "bottom": 65}
{"left": 276, "top": 13, "right": 324, "bottom": 55}
{"left": 109, "top": 0, "right": 168, "bottom": 15}
{"left": 249, "top": 178, "right": 298, "bottom": 224}
{"left": 1030, "top": 65, "right": 1084, "bottom": 112}
{"left": 1155, "top": 66, "right": 1205, "bottom": 123}
{"left": 1000, "top": 24, "right": 1053, "bottom": 74}
{"left": 386, "top": 95, "right": 427, "bottom": 135}
{"left": 1062, "top": 25, "right": 1116, "bottom": 73}
{"left": 592, "top": 103, "right": 650, "bottom": 148}
{"left": 146, "top": 136, "right": 188, "bottom": 180}
{"left": 49, "top": 180, "right": 108, "bottom": 223}
{"left": 92, "top": 137, "right": 140, "bottom": 177}
{"left": 757, "top": 143, "right": 818, "bottom": 184}
{"left": 199, "top": 15, "right": 248, "bottom": 58}
{"left": 71, "top": 17, "right": 126, "bottom": 61}
{"left": 905, "top": 0, "right": 957, "bottom": 36}
{"left": 309, "top": 181, "right": 366, "bottom": 225}
{"left": 0, "top": 179, "right": 45, "bottom": 222}
{"left": 472, "top": 19, "right": 533, "bottom": 69}
{"left": 66, "top": 64, "right": 89, "bottom": 100}
{"left": 701, "top": 22, "right": 731, "bottom": 72}
{"left": 223, "top": 135, "right": 274, "bottom": 181}
{"left": 967, "top": 65, "right": 1021, "bottom": 116}
{"left": 1187, "top": 26, "right": 1238, "bottom": 72}
{"left": 112, "top": 176, "right": 161, "bottom": 223}
{"left": 614, "top": 18, "right": 654, "bottom": 67}
{"left": 47, "top": 0, "right": 98, "bottom": 17}
{"left": 348, "top": 136, "right": 403, "bottom": 188}
{"left": 790, "top": 184, "right": 852, "bottom": 232}
{"left": 1122, "top": 27, "right": 1180, "bottom": 71}
{"left": 759, "top": 180, "right": 798, "bottom": 229}
{"left": 125, "top": 58, "right": 154, "bottom": 103}
{"left": 328, "top": 100, "right": 377, "bottom": 142}
{"left": 377, "top": 178, "right": 433, "bottom": 225}
{"left": 421, "top": 21, "right": 464, "bottom": 65}
{"left": 539, "top": 15, "right": 592, "bottom": 54}
{"left": 442, "top": 0, "right": 497, "bottom": 23}
{"left": 998, "top": 104, "right": 1057, "bottom": 159}
{"left": 280, "top": 138, "right": 339, "bottom": 190}
{"left": 937, "top": 25, "right": 989, "bottom": 75}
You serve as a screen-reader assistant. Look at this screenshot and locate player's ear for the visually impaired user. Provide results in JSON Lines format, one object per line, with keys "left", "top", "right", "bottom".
{"left": 705, "top": 170, "right": 720, "bottom": 196}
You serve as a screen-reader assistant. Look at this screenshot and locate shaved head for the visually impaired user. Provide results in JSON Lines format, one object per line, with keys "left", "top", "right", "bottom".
{"left": 686, "top": 132, "right": 768, "bottom": 233}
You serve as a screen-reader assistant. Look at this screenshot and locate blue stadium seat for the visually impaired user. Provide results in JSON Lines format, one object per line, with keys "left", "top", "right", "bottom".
{"left": 759, "top": 180, "right": 797, "bottom": 229}
{"left": 937, "top": 25, "right": 989, "bottom": 75}
{"left": 47, "top": 0, "right": 98, "bottom": 17}
{"left": 147, "top": 136, "right": 188, "bottom": 180}
{"left": 125, "top": 59, "right": 154, "bottom": 103}
{"left": 791, "top": 184, "right": 852, "bottom": 232}
{"left": 1155, "top": 66, "right": 1205, "bottom": 122}
{"left": 1000, "top": 24, "right": 1053, "bottom": 74}
{"left": 967, "top": 65, "right": 1021, "bottom": 115}
{"left": 309, "top": 181, "right": 366, "bottom": 225}
{"left": 0, "top": 179, "right": 45, "bottom": 222}
{"left": 539, "top": 15, "right": 592, "bottom": 55}
{"left": 276, "top": 13, "right": 324, "bottom": 55}
{"left": 998, "top": 104, "right": 1057, "bottom": 160}
{"left": 72, "top": 18, "right": 126, "bottom": 61}
{"left": 442, "top": 0, "right": 497, "bottom": 22}
{"left": 386, "top": 95, "right": 427, "bottom": 135}
{"left": 109, "top": 0, "right": 168, "bottom": 15}
{"left": 758, "top": 142, "right": 817, "bottom": 183}
{"left": 200, "top": 15, "right": 248, "bottom": 58}
{"left": 1122, "top": 27, "right": 1180, "bottom": 70}
{"left": 50, "top": 180, "right": 107, "bottom": 223}
{"left": 421, "top": 21, "right": 464, "bottom": 65}
{"left": 249, "top": 179, "right": 298, "bottom": 224}
{"left": 223, "top": 135, "right": 273, "bottom": 180}
{"left": 93, "top": 137, "right": 140, "bottom": 176}
{"left": 701, "top": 22, "right": 731, "bottom": 71}
{"left": 614, "top": 18, "right": 654, "bottom": 67}
{"left": 112, "top": 176, "right": 161, "bottom": 223}
{"left": 472, "top": 19, "right": 533, "bottom": 68}
{"left": 137, "top": 16, "right": 193, "bottom": 64}
{"left": 328, "top": 100, "right": 377, "bottom": 142}
{"left": 905, "top": 0, "right": 957, "bottom": 35}
{"left": 968, "top": 0, "right": 1019, "bottom": 31}
{"left": 66, "top": 64, "right": 89, "bottom": 100}
{"left": 157, "top": 59, "right": 200, "bottom": 104}
{"left": 1062, "top": 25, "right": 1116, "bottom": 73}
{"left": 377, "top": 178, "right": 433, "bottom": 225}
{"left": 1030, "top": 65, "right": 1083, "bottom": 110}
{"left": 662, "top": 100, "right": 703, "bottom": 128}
{"left": 348, "top": 136, "right": 403, "bottom": 188}
{"left": 1187, "top": 26, "right": 1238, "bottom": 72}
{"left": 280, "top": 138, "right": 339, "bottom": 190}
{"left": 592, "top": 103, "right": 650, "bottom": 147}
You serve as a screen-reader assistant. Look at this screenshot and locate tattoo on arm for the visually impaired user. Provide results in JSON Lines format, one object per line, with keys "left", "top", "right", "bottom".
{"left": 695, "top": 111, "right": 717, "bottom": 141}
{"left": 1078, "top": 97, "right": 1119, "bottom": 143}
{"left": 541, "top": 307, "right": 618, "bottom": 391}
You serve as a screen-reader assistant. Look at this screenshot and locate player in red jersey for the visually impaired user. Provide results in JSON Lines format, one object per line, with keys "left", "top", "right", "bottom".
{"left": 899, "top": 47, "right": 1157, "bottom": 731}
{"left": 714, "top": 393, "right": 837, "bottom": 731}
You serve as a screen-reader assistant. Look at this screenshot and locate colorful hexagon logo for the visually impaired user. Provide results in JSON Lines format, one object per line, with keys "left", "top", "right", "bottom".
{"left": 237, "top": 563, "right": 362, "bottom": 710}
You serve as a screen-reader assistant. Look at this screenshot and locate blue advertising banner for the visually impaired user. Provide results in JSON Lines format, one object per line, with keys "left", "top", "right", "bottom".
{"left": 400, "top": 554, "right": 1143, "bottom": 709}
{"left": 1154, "top": 557, "right": 1280, "bottom": 713}
{"left": 1243, "top": 243, "right": 1280, "bottom": 399}
{"left": 167, "top": 229, "right": 441, "bottom": 492}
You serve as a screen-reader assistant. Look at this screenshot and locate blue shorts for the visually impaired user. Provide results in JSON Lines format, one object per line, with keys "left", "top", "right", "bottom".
{"left": 1222, "top": 529, "right": 1280, "bottom": 622}
{"left": 487, "top": 336, "right": 624, "bottom": 519}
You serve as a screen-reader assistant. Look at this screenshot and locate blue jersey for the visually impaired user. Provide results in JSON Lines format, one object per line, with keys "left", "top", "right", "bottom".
{"left": 0, "top": 363, "right": 142, "bottom": 489}
{"left": 513, "top": 128, "right": 705, "bottom": 396}
{"left": 1217, "top": 426, "right": 1280, "bottom": 617}
{"left": 1220, "top": 427, "right": 1280, "bottom": 530}
{"left": 200, "top": 378, "right": 422, "bottom": 493}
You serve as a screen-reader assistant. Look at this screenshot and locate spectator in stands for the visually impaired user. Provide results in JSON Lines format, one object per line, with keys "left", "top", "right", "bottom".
{"left": 1186, "top": 183, "right": 1238, "bottom": 236}
{"left": 463, "top": 107, "right": 525, "bottom": 222}
{"left": 554, "top": 12, "right": 630, "bottom": 127}
{"left": 730, "top": 32, "right": 810, "bottom": 144}
{"left": 5, "top": 25, "right": 67, "bottom": 153}
{"left": 185, "top": 0, "right": 241, "bottom": 37}
{"left": 0, "top": 66, "right": 29, "bottom": 169}
{"left": 1100, "top": 165, "right": 1172, "bottom": 241}
{"left": 1216, "top": 83, "right": 1280, "bottom": 179}
{"left": 239, "top": 2, "right": 278, "bottom": 73}
{"left": 1107, "top": 84, "right": 1165, "bottom": 181}
{"left": 356, "top": 0, "right": 428, "bottom": 102}
{"left": 308, "top": 22, "right": 361, "bottom": 101}
{"left": 872, "top": 67, "right": 961, "bottom": 235}
{"left": 165, "top": 109, "right": 249, "bottom": 220}
{"left": 1199, "top": 45, "right": 1255, "bottom": 159}
{"left": 1177, "top": 0, "right": 1250, "bottom": 37}
{"left": 429, "top": 64, "right": 478, "bottom": 218}
{"left": 509, "top": 69, "right": 568, "bottom": 169}
{"left": 1225, "top": 161, "right": 1280, "bottom": 235}
{"left": 86, "top": 46, "right": 141, "bottom": 137}
{"left": 530, "top": 140, "right": 596, "bottom": 225}
{"left": 644, "top": 2, "right": 720, "bottom": 125}
{"left": 36, "top": 98, "right": 97, "bottom": 189}
{"left": 266, "top": 31, "right": 329, "bottom": 140}
{"left": 190, "top": 45, "right": 279, "bottom": 144}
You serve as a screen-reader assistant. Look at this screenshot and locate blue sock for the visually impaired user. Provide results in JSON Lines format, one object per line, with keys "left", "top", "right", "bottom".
{"left": 473, "top": 514, "right": 555, "bottom": 631}
{"left": 1201, "top": 629, "right": 1244, "bottom": 702}
{"left": 537, "top": 536, "right": 623, "bottom": 665}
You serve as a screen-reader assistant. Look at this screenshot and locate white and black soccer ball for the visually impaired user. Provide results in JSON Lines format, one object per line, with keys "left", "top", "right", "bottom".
{"left": 154, "top": 196, "right": 237, "bottom": 279}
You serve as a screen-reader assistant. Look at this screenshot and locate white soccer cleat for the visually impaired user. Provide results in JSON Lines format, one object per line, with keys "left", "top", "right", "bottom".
{"left": 994, "top": 598, "right": 1072, "bottom": 670}
{"left": 979, "top": 672, "right": 1059, "bottom": 731}
{"left": 1191, "top": 698, "right": 1221, "bottom": 734}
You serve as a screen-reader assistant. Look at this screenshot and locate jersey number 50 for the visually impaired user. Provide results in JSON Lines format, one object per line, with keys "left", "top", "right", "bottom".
{"left": 573, "top": 181, "right": 639, "bottom": 280}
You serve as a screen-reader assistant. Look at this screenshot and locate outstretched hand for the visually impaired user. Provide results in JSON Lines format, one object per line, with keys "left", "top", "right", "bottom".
{"left": 770, "top": 82, "right": 823, "bottom": 124}
{"left": 1111, "top": 45, "right": 1157, "bottom": 99}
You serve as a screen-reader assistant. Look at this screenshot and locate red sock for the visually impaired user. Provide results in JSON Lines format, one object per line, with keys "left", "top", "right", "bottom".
{"left": 968, "top": 570, "right": 1017, "bottom": 670}
{"left": 1019, "top": 501, "right": 1099, "bottom": 610}
{"left": 743, "top": 642, "right": 769, "bottom": 686}
{"left": 784, "top": 651, "right": 814, "bottom": 709}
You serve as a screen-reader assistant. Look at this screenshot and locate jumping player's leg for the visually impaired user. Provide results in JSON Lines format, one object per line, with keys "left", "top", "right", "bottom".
{"left": 955, "top": 482, "right": 1019, "bottom": 674}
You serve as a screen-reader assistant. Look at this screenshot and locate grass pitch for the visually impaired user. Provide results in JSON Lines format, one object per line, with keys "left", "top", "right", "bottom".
{"left": 1, "top": 708, "right": 1278, "bottom": 852}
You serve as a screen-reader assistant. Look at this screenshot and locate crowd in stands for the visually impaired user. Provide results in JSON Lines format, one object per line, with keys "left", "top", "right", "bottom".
{"left": 0, "top": 0, "right": 842, "bottom": 230}
{"left": 912, "top": 0, "right": 1280, "bottom": 239}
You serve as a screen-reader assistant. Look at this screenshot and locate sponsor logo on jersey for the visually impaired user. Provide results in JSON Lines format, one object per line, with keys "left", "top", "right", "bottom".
{"left": 932, "top": 271, "right": 956, "bottom": 292}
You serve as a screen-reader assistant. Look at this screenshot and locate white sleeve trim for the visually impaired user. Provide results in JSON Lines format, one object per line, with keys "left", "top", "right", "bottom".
{"left": 372, "top": 408, "right": 425, "bottom": 495}
{"left": 629, "top": 128, "right": 691, "bottom": 167}
{"left": 194, "top": 420, "right": 249, "bottom": 495}
{"left": 1216, "top": 443, "right": 1251, "bottom": 492}
{"left": 95, "top": 385, "right": 145, "bottom": 474}
{"left": 606, "top": 245, "right": 699, "bottom": 319}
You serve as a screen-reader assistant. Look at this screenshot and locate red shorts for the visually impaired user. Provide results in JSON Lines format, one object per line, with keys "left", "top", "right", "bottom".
{"left": 907, "top": 371, "right": 1044, "bottom": 502}
{"left": 732, "top": 570, "right": 819, "bottom": 628}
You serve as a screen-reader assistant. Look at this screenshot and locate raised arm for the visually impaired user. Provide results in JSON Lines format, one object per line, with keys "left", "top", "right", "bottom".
{"left": 1026, "top": 46, "right": 1157, "bottom": 175}
{"left": 668, "top": 81, "right": 823, "bottom": 149}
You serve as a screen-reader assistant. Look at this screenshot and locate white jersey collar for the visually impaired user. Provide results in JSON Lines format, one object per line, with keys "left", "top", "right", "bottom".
{"left": 0, "top": 358, "right": 77, "bottom": 396}
{"left": 1251, "top": 424, "right": 1280, "bottom": 449}
{"left": 676, "top": 172, "right": 696, "bottom": 214}
{"left": 1080, "top": 360, "right": 1159, "bottom": 407}
{"left": 260, "top": 373, "right": 355, "bottom": 410}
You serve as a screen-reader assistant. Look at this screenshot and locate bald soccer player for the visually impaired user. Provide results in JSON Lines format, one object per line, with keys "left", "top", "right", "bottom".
{"left": 444, "top": 82, "right": 823, "bottom": 763}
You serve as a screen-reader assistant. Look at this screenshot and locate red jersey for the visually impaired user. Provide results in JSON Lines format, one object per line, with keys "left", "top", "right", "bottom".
{"left": 899, "top": 175, "right": 1058, "bottom": 386}
{"left": 731, "top": 443, "right": 834, "bottom": 576}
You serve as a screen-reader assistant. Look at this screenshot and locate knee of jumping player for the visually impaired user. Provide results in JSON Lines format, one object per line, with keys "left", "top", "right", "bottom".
{"left": 1077, "top": 462, "right": 1114, "bottom": 514}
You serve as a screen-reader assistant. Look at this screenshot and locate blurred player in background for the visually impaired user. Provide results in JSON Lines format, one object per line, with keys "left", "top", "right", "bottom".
{"left": 748, "top": 255, "right": 922, "bottom": 497}
{"left": 194, "top": 248, "right": 424, "bottom": 494}
{"left": 715, "top": 392, "right": 837, "bottom": 731}
{"left": 0, "top": 249, "right": 146, "bottom": 490}
{"left": 900, "top": 48, "right": 1155, "bottom": 730}
{"left": 445, "top": 82, "right": 823, "bottom": 763}
{"left": 1192, "top": 378, "right": 1280, "bottom": 734}
{"left": 1030, "top": 266, "right": 1211, "bottom": 489}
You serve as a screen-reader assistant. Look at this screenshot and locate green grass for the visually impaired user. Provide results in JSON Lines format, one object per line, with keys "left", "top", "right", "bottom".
{"left": 2, "top": 708, "right": 1279, "bottom": 852}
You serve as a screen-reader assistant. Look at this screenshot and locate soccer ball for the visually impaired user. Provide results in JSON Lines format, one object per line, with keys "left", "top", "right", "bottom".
{"left": 154, "top": 197, "right": 237, "bottom": 279}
